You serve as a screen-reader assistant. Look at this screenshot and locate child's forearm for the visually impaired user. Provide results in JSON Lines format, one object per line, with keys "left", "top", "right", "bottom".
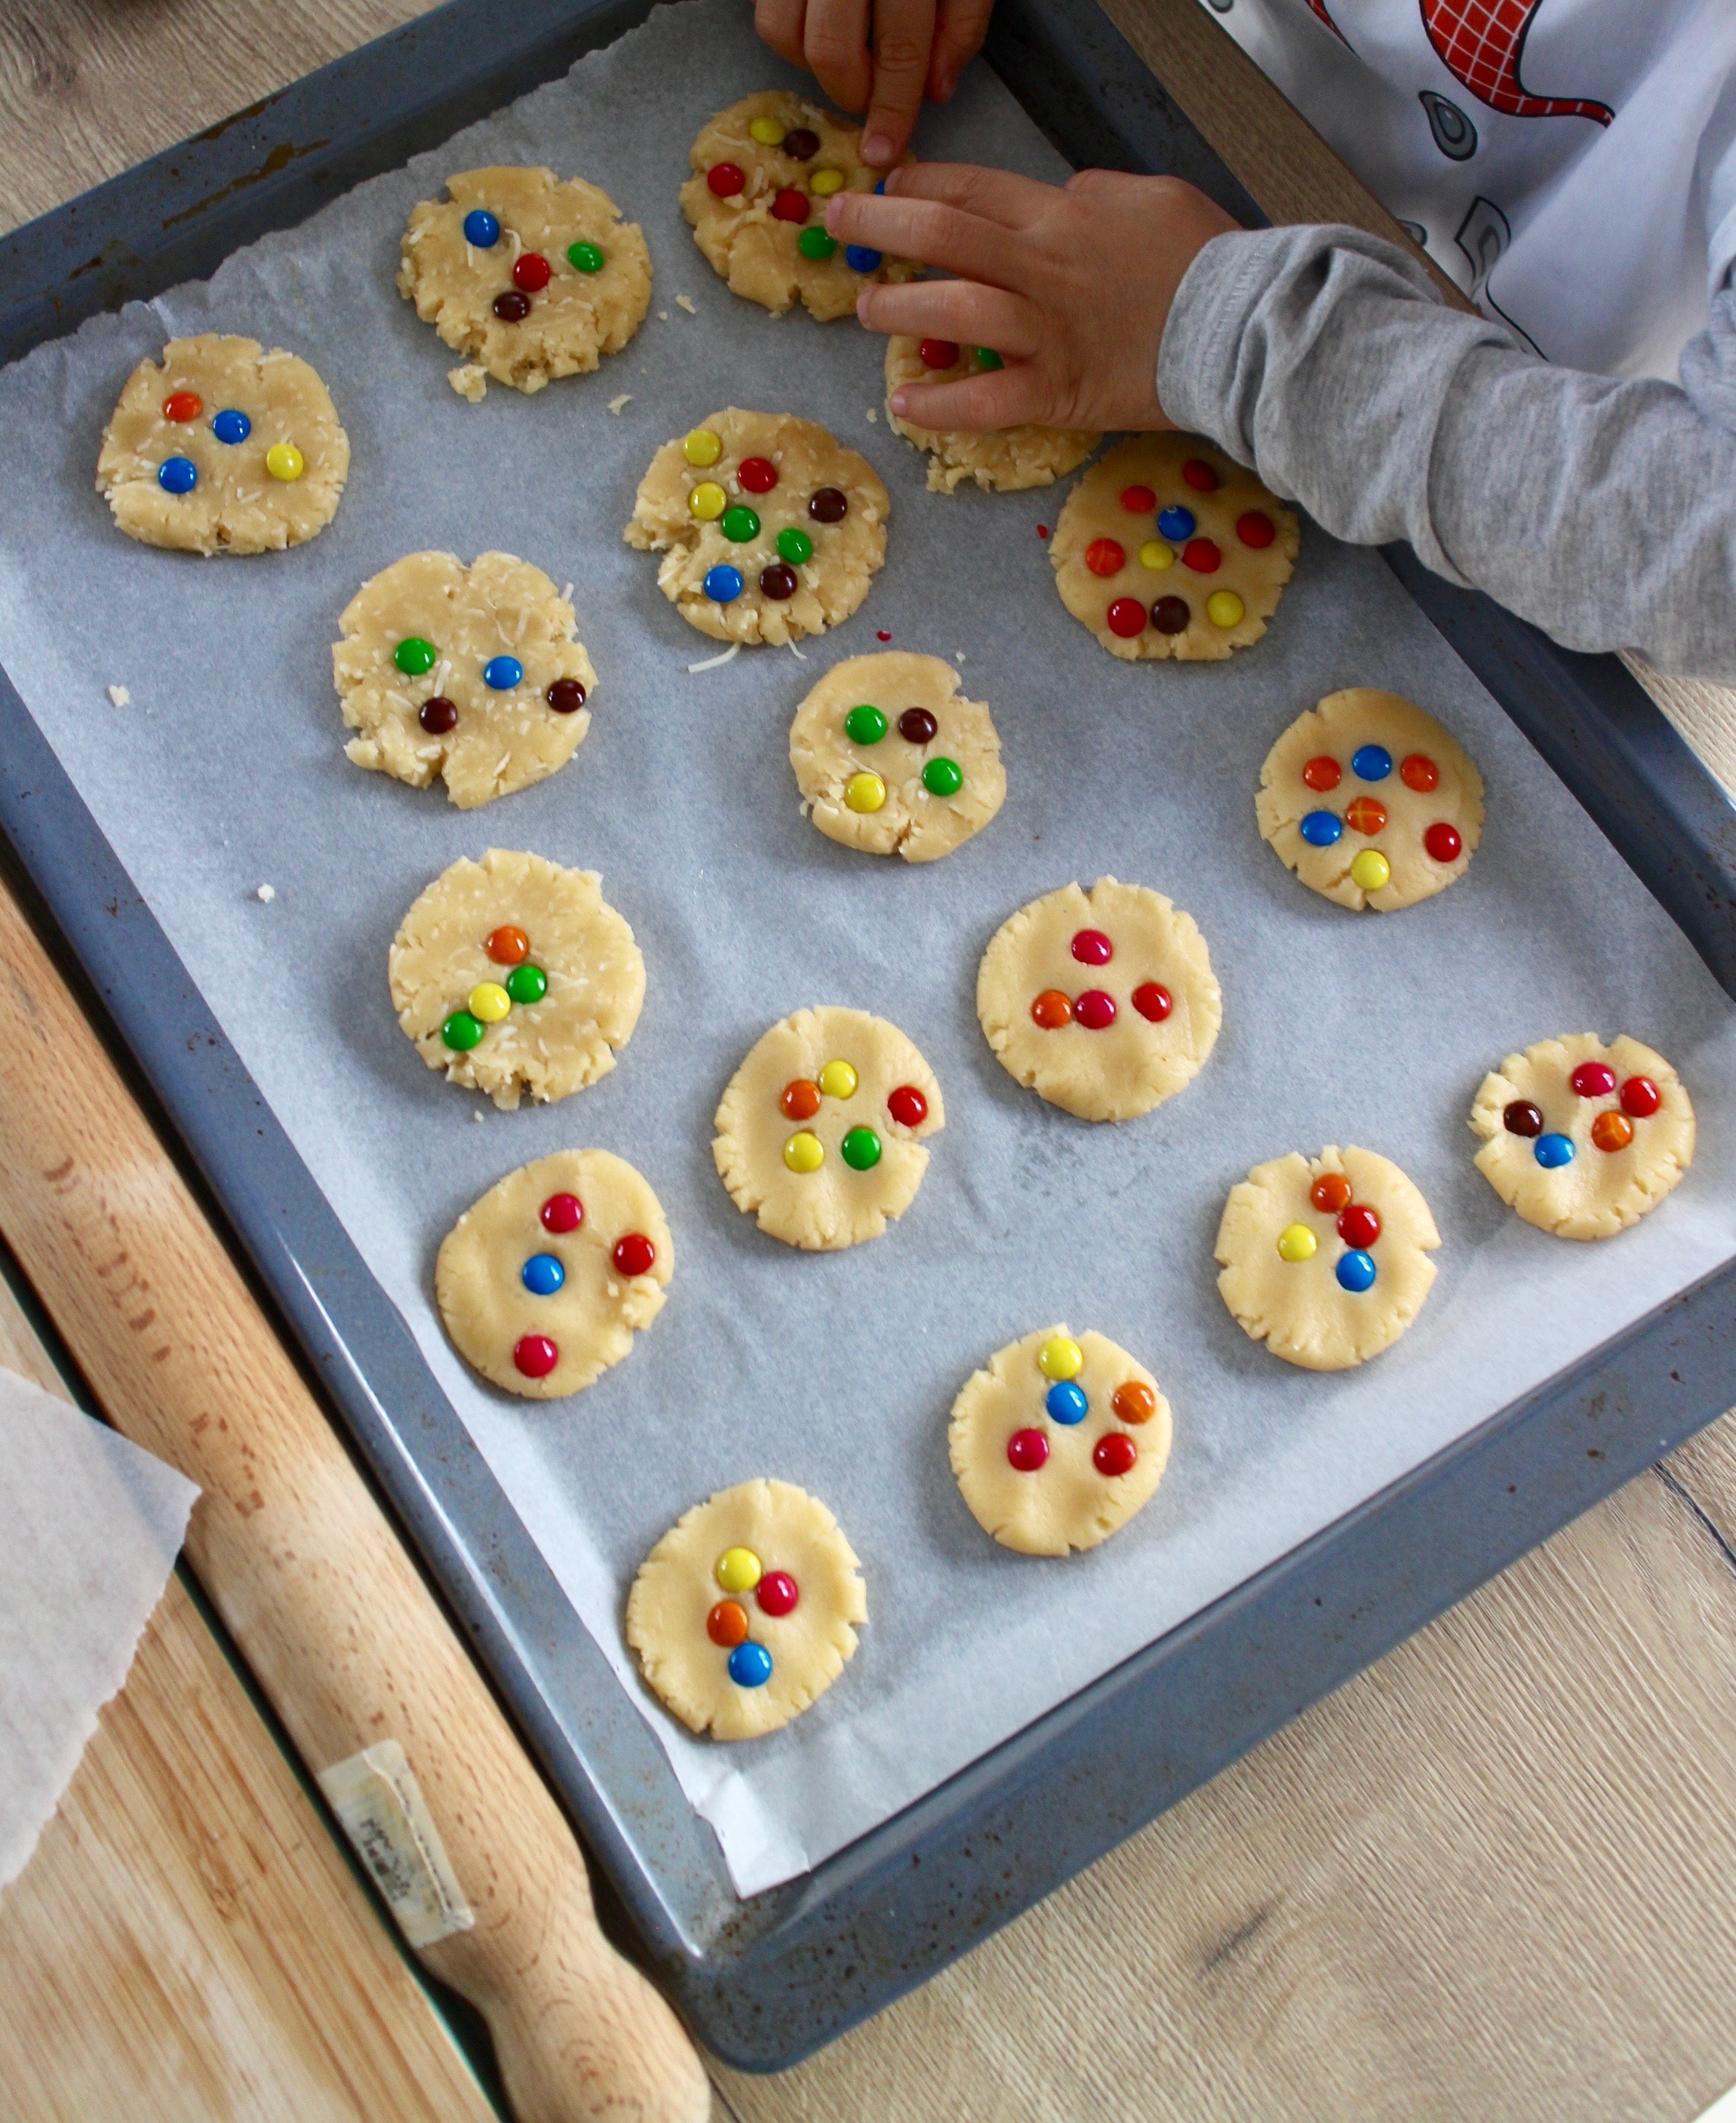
{"left": 1160, "top": 226, "right": 1736, "bottom": 682}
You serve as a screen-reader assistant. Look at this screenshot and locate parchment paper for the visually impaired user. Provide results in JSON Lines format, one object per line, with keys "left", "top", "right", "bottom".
{"left": 0, "top": 0, "right": 1732, "bottom": 1897}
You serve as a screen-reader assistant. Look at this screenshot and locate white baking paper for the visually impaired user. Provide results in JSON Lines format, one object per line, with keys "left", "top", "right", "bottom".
{"left": 0, "top": 0, "right": 1732, "bottom": 1898}
{"left": 0, "top": 1366, "right": 198, "bottom": 1889}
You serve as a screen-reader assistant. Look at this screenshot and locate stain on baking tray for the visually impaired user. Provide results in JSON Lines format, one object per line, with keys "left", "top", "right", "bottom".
{"left": 161, "top": 137, "right": 330, "bottom": 229}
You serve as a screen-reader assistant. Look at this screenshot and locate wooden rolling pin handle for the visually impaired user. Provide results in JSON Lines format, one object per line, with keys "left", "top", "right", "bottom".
{"left": 0, "top": 879, "right": 709, "bottom": 2123}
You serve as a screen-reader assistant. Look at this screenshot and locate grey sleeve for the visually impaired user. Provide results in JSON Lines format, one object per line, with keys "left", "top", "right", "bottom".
{"left": 1156, "top": 224, "right": 1736, "bottom": 683}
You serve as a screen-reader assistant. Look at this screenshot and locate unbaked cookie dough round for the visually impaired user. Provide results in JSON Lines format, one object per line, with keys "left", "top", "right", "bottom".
{"left": 397, "top": 165, "right": 652, "bottom": 401}
{"left": 1469, "top": 1034, "right": 1695, "bottom": 1241}
{"left": 95, "top": 335, "right": 349, "bottom": 555}
{"left": 949, "top": 1326, "right": 1172, "bottom": 1557}
{"left": 1258, "top": 689, "right": 1484, "bottom": 911}
{"left": 1215, "top": 1145, "right": 1440, "bottom": 1371}
{"left": 789, "top": 652, "right": 1005, "bottom": 863}
{"left": 333, "top": 550, "right": 595, "bottom": 808}
{"left": 681, "top": 91, "right": 920, "bottom": 321}
{"left": 976, "top": 878, "right": 1221, "bottom": 1123}
{"left": 713, "top": 1005, "right": 943, "bottom": 1251}
{"left": 884, "top": 336, "right": 1098, "bottom": 493}
{"left": 435, "top": 1148, "right": 671, "bottom": 1399}
{"left": 389, "top": 850, "right": 644, "bottom": 1110}
{"left": 1050, "top": 435, "right": 1298, "bottom": 661}
{"left": 625, "top": 407, "right": 888, "bottom": 647}
{"left": 626, "top": 1479, "right": 866, "bottom": 1742}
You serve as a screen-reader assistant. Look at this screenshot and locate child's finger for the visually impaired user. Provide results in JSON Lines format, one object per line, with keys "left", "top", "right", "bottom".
{"left": 886, "top": 364, "right": 1048, "bottom": 432}
{"left": 926, "top": 0, "right": 995, "bottom": 99}
{"left": 823, "top": 189, "right": 1025, "bottom": 286}
{"left": 881, "top": 160, "right": 1055, "bottom": 230}
{"left": 802, "top": 0, "right": 874, "bottom": 112}
{"left": 856, "top": 279, "right": 1037, "bottom": 359}
{"left": 861, "top": 0, "right": 936, "bottom": 166}
{"left": 754, "top": 0, "right": 810, "bottom": 67}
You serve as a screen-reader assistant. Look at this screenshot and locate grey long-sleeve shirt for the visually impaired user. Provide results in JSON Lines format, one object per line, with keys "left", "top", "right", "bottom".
{"left": 1157, "top": 226, "right": 1736, "bottom": 681}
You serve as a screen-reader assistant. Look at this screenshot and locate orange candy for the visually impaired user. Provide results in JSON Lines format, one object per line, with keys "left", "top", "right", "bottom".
{"left": 1592, "top": 1111, "right": 1634, "bottom": 1153}
{"left": 486, "top": 924, "right": 530, "bottom": 966}
{"left": 1400, "top": 753, "right": 1439, "bottom": 792}
{"left": 781, "top": 1078, "right": 821, "bottom": 1120}
{"left": 1113, "top": 1380, "right": 1157, "bottom": 1425}
{"left": 1085, "top": 537, "right": 1126, "bottom": 578}
{"left": 1302, "top": 755, "right": 1341, "bottom": 792}
{"left": 1310, "top": 1172, "right": 1353, "bottom": 1215}
{"left": 1031, "top": 989, "right": 1073, "bottom": 1029}
{"left": 1345, "top": 795, "right": 1388, "bottom": 836}
{"left": 161, "top": 390, "right": 202, "bottom": 422}
{"left": 707, "top": 1599, "right": 749, "bottom": 1648}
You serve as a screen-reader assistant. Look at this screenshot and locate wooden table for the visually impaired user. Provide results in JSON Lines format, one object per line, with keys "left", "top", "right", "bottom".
{"left": 5, "top": 3, "right": 1736, "bottom": 2117}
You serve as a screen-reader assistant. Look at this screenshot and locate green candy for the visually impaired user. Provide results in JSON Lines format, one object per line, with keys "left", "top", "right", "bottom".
{"left": 441, "top": 1009, "right": 484, "bottom": 1052}
{"left": 567, "top": 240, "right": 604, "bottom": 273}
{"left": 974, "top": 347, "right": 1003, "bottom": 371}
{"left": 505, "top": 963, "right": 548, "bottom": 1006}
{"left": 776, "top": 527, "right": 813, "bottom": 566}
{"left": 395, "top": 636, "right": 438, "bottom": 676}
{"left": 923, "top": 756, "right": 963, "bottom": 797}
{"left": 840, "top": 1126, "right": 882, "bottom": 1172}
{"left": 844, "top": 705, "right": 886, "bottom": 746}
{"left": 797, "top": 226, "right": 837, "bottom": 261}
{"left": 721, "top": 504, "right": 760, "bottom": 542}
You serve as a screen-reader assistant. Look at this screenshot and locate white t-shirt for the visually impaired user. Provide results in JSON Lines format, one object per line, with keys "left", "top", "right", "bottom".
{"left": 1201, "top": 0, "right": 1736, "bottom": 379}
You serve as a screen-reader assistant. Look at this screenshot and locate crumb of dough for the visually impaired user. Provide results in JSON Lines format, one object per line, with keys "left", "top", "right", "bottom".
{"left": 676, "top": 294, "right": 697, "bottom": 314}
{"left": 866, "top": 408, "right": 878, "bottom": 422}
{"left": 472, "top": 1110, "right": 484, "bottom": 1123}
{"left": 448, "top": 364, "right": 488, "bottom": 402}
{"left": 256, "top": 883, "right": 276, "bottom": 902}
{"left": 608, "top": 393, "right": 632, "bottom": 414}
{"left": 107, "top": 684, "right": 131, "bottom": 707}
{"left": 657, "top": 309, "right": 668, "bottom": 320}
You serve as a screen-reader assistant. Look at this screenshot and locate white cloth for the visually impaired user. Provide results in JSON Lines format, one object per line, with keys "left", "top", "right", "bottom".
{"left": 1200, "top": 0, "right": 1736, "bottom": 378}
{"left": 0, "top": 1366, "right": 198, "bottom": 1890}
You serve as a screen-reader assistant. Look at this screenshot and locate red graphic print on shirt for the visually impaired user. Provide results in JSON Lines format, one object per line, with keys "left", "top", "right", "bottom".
{"left": 1302, "top": 0, "right": 1350, "bottom": 45}
{"left": 1419, "top": 0, "right": 1613, "bottom": 124}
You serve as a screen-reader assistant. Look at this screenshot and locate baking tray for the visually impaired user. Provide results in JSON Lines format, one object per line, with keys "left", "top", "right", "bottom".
{"left": 3, "top": 0, "right": 1735, "bottom": 2070}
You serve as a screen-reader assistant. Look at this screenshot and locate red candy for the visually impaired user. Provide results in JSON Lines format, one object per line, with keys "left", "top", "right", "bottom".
{"left": 756, "top": 1571, "right": 799, "bottom": 1617}
{"left": 1120, "top": 484, "right": 1157, "bottom": 514}
{"left": 772, "top": 188, "right": 809, "bottom": 223}
{"left": 1085, "top": 538, "right": 1126, "bottom": 577}
{"left": 1345, "top": 795, "right": 1387, "bottom": 836}
{"left": 1074, "top": 991, "right": 1117, "bottom": 1031}
{"left": 1182, "top": 458, "right": 1219, "bottom": 492}
{"left": 707, "top": 161, "right": 745, "bottom": 196}
{"left": 1570, "top": 1061, "right": 1618, "bottom": 1098}
{"left": 1424, "top": 821, "right": 1463, "bottom": 864}
{"left": 1006, "top": 1428, "right": 1049, "bottom": 1472}
{"left": 708, "top": 1599, "right": 748, "bottom": 1647}
{"left": 161, "top": 390, "right": 202, "bottom": 423}
{"left": 1621, "top": 1075, "right": 1661, "bottom": 1117}
{"left": 513, "top": 1334, "right": 559, "bottom": 1378}
{"left": 1338, "top": 1203, "right": 1381, "bottom": 1248}
{"left": 1400, "top": 753, "right": 1439, "bottom": 792}
{"left": 1181, "top": 538, "right": 1221, "bottom": 573}
{"left": 1310, "top": 1172, "right": 1352, "bottom": 1215}
{"left": 1302, "top": 755, "right": 1341, "bottom": 792}
{"left": 887, "top": 1084, "right": 928, "bottom": 1128}
{"left": 540, "top": 1192, "right": 583, "bottom": 1233}
{"left": 613, "top": 1233, "right": 656, "bottom": 1277}
{"left": 1093, "top": 1433, "right": 1138, "bottom": 1476}
{"left": 1031, "top": 990, "right": 1073, "bottom": 1029}
{"left": 1132, "top": 982, "right": 1172, "bottom": 1022}
{"left": 1105, "top": 597, "right": 1147, "bottom": 638}
{"left": 738, "top": 456, "right": 779, "bottom": 493}
{"left": 1236, "top": 510, "right": 1274, "bottom": 548}
{"left": 919, "top": 337, "right": 960, "bottom": 370}
{"left": 512, "top": 251, "right": 552, "bottom": 290}
{"left": 1071, "top": 928, "right": 1113, "bottom": 966}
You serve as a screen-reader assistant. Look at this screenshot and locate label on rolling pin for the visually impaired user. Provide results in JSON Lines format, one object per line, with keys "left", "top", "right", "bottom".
{"left": 318, "top": 1739, "right": 475, "bottom": 1948}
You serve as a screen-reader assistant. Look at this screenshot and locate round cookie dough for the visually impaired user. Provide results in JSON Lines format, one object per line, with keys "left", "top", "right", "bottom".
{"left": 95, "top": 334, "right": 349, "bottom": 555}
{"left": 398, "top": 166, "right": 652, "bottom": 401}
{"left": 389, "top": 850, "right": 644, "bottom": 1110}
{"left": 949, "top": 1326, "right": 1172, "bottom": 1557}
{"left": 1258, "top": 689, "right": 1484, "bottom": 912}
{"left": 626, "top": 1479, "right": 866, "bottom": 1742}
{"left": 681, "top": 91, "right": 920, "bottom": 321}
{"left": 625, "top": 407, "right": 888, "bottom": 646}
{"left": 333, "top": 550, "right": 596, "bottom": 808}
{"left": 712, "top": 1005, "right": 943, "bottom": 1251}
{"left": 1470, "top": 1033, "right": 1695, "bottom": 1240}
{"left": 885, "top": 337, "right": 1098, "bottom": 493}
{"left": 435, "top": 1148, "right": 671, "bottom": 1399}
{"left": 1050, "top": 435, "right": 1298, "bottom": 661}
{"left": 976, "top": 878, "right": 1222, "bottom": 1123}
{"left": 790, "top": 652, "right": 1006, "bottom": 863}
{"left": 1215, "top": 1145, "right": 1440, "bottom": 1371}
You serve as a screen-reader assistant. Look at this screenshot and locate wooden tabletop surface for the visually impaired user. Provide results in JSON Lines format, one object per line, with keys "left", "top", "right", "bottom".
{"left": 5, "top": 3, "right": 1736, "bottom": 2118}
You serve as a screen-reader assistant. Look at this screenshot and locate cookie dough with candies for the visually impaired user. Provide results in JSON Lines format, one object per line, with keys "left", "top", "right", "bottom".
{"left": 976, "top": 878, "right": 1221, "bottom": 1123}
{"left": 435, "top": 1149, "right": 671, "bottom": 1399}
{"left": 333, "top": 551, "right": 595, "bottom": 808}
{"left": 1215, "top": 1146, "right": 1440, "bottom": 1372}
{"left": 96, "top": 334, "right": 349, "bottom": 555}
{"left": 1258, "top": 689, "right": 1484, "bottom": 911}
{"left": 397, "top": 166, "right": 652, "bottom": 401}
{"left": 625, "top": 408, "right": 888, "bottom": 647}
{"left": 789, "top": 652, "right": 1006, "bottom": 863}
{"left": 1050, "top": 435, "right": 1298, "bottom": 660}
{"left": 626, "top": 1479, "right": 866, "bottom": 1742}
{"left": 389, "top": 851, "right": 644, "bottom": 1110}
{"left": 884, "top": 336, "right": 1098, "bottom": 494}
{"left": 1470, "top": 1034, "right": 1695, "bottom": 1240}
{"left": 713, "top": 1005, "right": 943, "bottom": 1251}
{"left": 681, "top": 91, "right": 920, "bottom": 321}
{"left": 949, "top": 1328, "right": 1173, "bottom": 1557}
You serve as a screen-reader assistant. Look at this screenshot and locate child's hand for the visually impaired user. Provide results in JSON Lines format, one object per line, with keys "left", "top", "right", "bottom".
{"left": 754, "top": 0, "right": 995, "bottom": 166}
{"left": 826, "top": 164, "right": 1239, "bottom": 432}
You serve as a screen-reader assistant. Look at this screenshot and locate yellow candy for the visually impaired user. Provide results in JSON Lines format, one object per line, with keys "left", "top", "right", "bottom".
{"left": 1277, "top": 1223, "right": 1318, "bottom": 1264}
{"left": 265, "top": 441, "right": 304, "bottom": 483}
{"left": 819, "top": 1059, "right": 859, "bottom": 1100}
{"left": 689, "top": 481, "right": 727, "bottom": 521}
{"left": 1206, "top": 589, "right": 1245, "bottom": 628}
{"left": 783, "top": 1130, "right": 824, "bottom": 1174}
{"left": 715, "top": 1546, "right": 763, "bottom": 1592}
{"left": 810, "top": 167, "right": 845, "bottom": 196}
{"left": 1139, "top": 539, "right": 1175, "bottom": 573}
{"left": 844, "top": 771, "right": 886, "bottom": 814}
{"left": 749, "top": 116, "right": 787, "bottom": 145}
{"left": 468, "top": 981, "right": 511, "bottom": 1023}
{"left": 1038, "top": 1336, "right": 1083, "bottom": 1382}
{"left": 1350, "top": 848, "right": 1392, "bottom": 891}
{"left": 683, "top": 428, "right": 722, "bottom": 468}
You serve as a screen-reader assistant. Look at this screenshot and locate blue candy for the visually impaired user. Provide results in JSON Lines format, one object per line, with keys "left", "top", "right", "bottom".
{"left": 463, "top": 208, "right": 501, "bottom": 247}
{"left": 483, "top": 655, "right": 523, "bottom": 690}
{"left": 211, "top": 408, "right": 251, "bottom": 445}
{"left": 1157, "top": 505, "right": 1195, "bottom": 542}
{"left": 1535, "top": 1132, "right": 1576, "bottom": 1168}
{"left": 874, "top": 178, "right": 886, "bottom": 195}
{"left": 728, "top": 1642, "right": 773, "bottom": 1688}
{"left": 1045, "top": 1381, "right": 1089, "bottom": 1426}
{"left": 1300, "top": 809, "right": 1344, "bottom": 847}
{"left": 1351, "top": 744, "right": 1392, "bottom": 781}
{"left": 845, "top": 244, "right": 883, "bottom": 273}
{"left": 521, "top": 1252, "right": 566, "bottom": 1298}
{"left": 704, "top": 564, "right": 744, "bottom": 604}
{"left": 157, "top": 456, "right": 197, "bottom": 495}
{"left": 1336, "top": 1249, "right": 1377, "bottom": 1293}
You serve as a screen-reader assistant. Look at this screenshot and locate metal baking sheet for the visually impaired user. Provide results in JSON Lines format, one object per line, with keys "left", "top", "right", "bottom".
{"left": 2, "top": 0, "right": 1735, "bottom": 2069}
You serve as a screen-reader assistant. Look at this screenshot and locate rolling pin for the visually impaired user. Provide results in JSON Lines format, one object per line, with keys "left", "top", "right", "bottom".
{"left": 0, "top": 872, "right": 710, "bottom": 2123}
